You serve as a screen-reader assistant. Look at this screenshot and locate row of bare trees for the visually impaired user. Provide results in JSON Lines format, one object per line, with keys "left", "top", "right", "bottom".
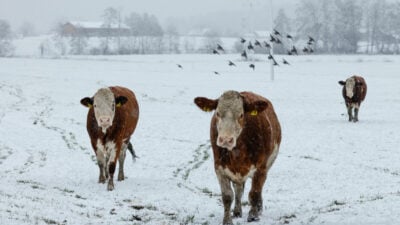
{"left": 275, "top": 0, "right": 400, "bottom": 54}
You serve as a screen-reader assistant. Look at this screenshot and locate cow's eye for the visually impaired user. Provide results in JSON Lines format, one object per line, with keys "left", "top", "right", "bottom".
{"left": 216, "top": 112, "right": 221, "bottom": 117}
{"left": 94, "top": 104, "right": 97, "bottom": 108}
{"left": 239, "top": 113, "right": 244, "bottom": 119}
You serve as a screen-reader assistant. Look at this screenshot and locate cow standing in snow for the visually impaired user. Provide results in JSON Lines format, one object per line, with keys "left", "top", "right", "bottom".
{"left": 194, "top": 91, "right": 281, "bottom": 225}
{"left": 80, "top": 86, "right": 139, "bottom": 191}
{"left": 338, "top": 75, "right": 367, "bottom": 122}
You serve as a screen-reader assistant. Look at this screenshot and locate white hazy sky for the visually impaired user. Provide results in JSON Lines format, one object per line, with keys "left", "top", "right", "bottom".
{"left": 0, "top": 0, "right": 296, "bottom": 33}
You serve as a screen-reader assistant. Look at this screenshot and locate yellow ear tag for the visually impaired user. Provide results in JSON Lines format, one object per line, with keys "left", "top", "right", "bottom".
{"left": 87, "top": 103, "right": 93, "bottom": 108}
{"left": 116, "top": 102, "right": 122, "bottom": 107}
{"left": 203, "top": 107, "right": 211, "bottom": 112}
{"left": 250, "top": 110, "right": 258, "bottom": 116}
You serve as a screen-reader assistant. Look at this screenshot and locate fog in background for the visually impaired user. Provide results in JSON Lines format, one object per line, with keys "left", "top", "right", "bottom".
{"left": 0, "top": 0, "right": 296, "bottom": 34}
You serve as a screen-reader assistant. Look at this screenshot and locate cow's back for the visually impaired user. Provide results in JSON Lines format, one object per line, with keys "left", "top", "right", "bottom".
{"left": 109, "top": 86, "right": 139, "bottom": 140}
{"left": 240, "top": 92, "right": 282, "bottom": 161}
{"left": 354, "top": 76, "right": 367, "bottom": 102}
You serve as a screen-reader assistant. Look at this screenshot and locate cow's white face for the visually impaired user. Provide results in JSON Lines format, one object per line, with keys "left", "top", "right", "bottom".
{"left": 81, "top": 87, "right": 128, "bottom": 134}
{"left": 93, "top": 88, "right": 116, "bottom": 133}
{"left": 194, "top": 91, "right": 269, "bottom": 151}
{"left": 214, "top": 91, "right": 244, "bottom": 150}
{"left": 345, "top": 77, "right": 356, "bottom": 98}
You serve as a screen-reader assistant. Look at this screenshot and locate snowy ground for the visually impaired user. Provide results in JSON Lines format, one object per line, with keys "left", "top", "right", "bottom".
{"left": 0, "top": 54, "right": 399, "bottom": 225}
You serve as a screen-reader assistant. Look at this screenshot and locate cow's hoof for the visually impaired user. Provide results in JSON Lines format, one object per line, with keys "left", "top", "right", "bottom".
{"left": 107, "top": 182, "right": 114, "bottom": 191}
{"left": 247, "top": 215, "right": 260, "bottom": 222}
{"left": 117, "top": 174, "right": 125, "bottom": 181}
{"left": 233, "top": 208, "right": 242, "bottom": 218}
{"left": 222, "top": 217, "right": 233, "bottom": 225}
{"left": 98, "top": 176, "right": 106, "bottom": 184}
{"left": 247, "top": 209, "right": 260, "bottom": 222}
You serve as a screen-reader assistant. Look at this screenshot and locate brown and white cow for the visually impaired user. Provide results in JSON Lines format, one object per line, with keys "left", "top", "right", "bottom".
{"left": 194, "top": 91, "right": 281, "bottom": 225}
{"left": 338, "top": 75, "right": 367, "bottom": 122}
{"left": 80, "top": 86, "right": 139, "bottom": 191}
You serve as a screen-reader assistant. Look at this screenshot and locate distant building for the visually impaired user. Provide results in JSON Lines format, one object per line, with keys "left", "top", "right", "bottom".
{"left": 61, "top": 21, "right": 131, "bottom": 37}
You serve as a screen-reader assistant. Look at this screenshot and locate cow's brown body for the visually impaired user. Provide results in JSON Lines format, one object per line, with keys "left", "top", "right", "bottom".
{"left": 83, "top": 86, "right": 139, "bottom": 190}
{"left": 339, "top": 75, "right": 367, "bottom": 122}
{"left": 195, "top": 91, "right": 281, "bottom": 225}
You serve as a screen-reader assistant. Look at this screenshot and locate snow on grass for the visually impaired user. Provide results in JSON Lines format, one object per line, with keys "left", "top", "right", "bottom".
{"left": 0, "top": 54, "right": 399, "bottom": 225}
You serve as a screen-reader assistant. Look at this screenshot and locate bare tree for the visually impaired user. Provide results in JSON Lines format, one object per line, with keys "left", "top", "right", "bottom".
{"left": 101, "top": 7, "right": 119, "bottom": 54}
{"left": 125, "top": 12, "right": 164, "bottom": 54}
{"left": 165, "top": 24, "right": 180, "bottom": 54}
{"left": 19, "top": 21, "right": 36, "bottom": 37}
{"left": 201, "top": 29, "right": 221, "bottom": 53}
{"left": 0, "top": 19, "right": 14, "bottom": 56}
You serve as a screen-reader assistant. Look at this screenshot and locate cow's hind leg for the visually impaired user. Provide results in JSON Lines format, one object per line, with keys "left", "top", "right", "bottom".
{"left": 118, "top": 146, "right": 127, "bottom": 181}
{"left": 233, "top": 182, "right": 244, "bottom": 218}
{"left": 248, "top": 169, "right": 267, "bottom": 222}
{"left": 217, "top": 172, "right": 234, "bottom": 225}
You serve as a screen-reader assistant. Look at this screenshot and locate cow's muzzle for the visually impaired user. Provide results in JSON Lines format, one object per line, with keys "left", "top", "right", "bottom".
{"left": 217, "top": 135, "right": 236, "bottom": 150}
{"left": 98, "top": 116, "right": 112, "bottom": 128}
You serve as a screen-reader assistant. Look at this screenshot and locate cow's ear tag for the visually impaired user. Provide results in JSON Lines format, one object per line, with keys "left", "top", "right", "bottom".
{"left": 203, "top": 107, "right": 211, "bottom": 112}
{"left": 87, "top": 103, "right": 93, "bottom": 108}
{"left": 250, "top": 110, "right": 258, "bottom": 116}
{"left": 116, "top": 102, "right": 122, "bottom": 107}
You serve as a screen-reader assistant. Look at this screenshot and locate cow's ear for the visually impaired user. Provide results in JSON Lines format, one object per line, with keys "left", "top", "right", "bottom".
{"left": 338, "top": 81, "right": 346, "bottom": 85}
{"left": 194, "top": 97, "right": 218, "bottom": 112}
{"left": 244, "top": 100, "right": 268, "bottom": 116}
{"left": 115, "top": 96, "right": 128, "bottom": 107}
{"left": 80, "top": 97, "right": 93, "bottom": 108}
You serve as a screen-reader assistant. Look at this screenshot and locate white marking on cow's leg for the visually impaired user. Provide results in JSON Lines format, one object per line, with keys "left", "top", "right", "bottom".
{"left": 118, "top": 143, "right": 127, "bottom": 181}
{"left": 216, "top": 168, "right": 233, "bottom": 225}
{"left": 96, "top": 140, "right": 106, "bottom": 183}
{"left": 105, "top": 141, "right": 117, "bottom": 191}
{"left": 267, "top": 143, "right": 280, "bottom": 170}
{"left": 233, "top": 182, "right": 244, "bottom": 218}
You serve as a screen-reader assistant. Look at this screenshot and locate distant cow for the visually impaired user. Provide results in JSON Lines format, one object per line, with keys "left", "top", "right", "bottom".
{"left": 338, "top": 75, "right": 367, "bottom": 122}
{"left": 194, "top": 91, "right": 281, "bottom": 225}
{"left": 80, "top": 86, "right": 139, "bottom": 191}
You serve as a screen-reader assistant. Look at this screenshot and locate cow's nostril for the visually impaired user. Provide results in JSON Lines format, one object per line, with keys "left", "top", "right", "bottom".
{"left": 228, "top": 138, "right": 234, "bottom": 144}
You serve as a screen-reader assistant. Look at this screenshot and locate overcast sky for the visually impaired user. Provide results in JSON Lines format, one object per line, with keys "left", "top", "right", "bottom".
{"left": 0, "top": 0, "right": 296, "bottom": 33}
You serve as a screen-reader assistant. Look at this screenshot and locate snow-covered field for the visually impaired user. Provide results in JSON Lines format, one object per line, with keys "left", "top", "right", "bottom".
{"left": 0, "top": 54, "right": 399, "bottom": 225}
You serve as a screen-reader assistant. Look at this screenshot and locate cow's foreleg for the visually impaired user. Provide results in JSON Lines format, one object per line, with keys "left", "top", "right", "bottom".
{"left": 248, "top": 169, "right": 266, "bottom": 222}
{"left": 118, "top": 144, "right": 127, "bottom": 181}
{"left": 354, "top": 105, "right": 359, "bottom": 122}
{"left": 107, "top": 162, "right": 115, "bottom": 191}
{"left": 347, "top": 105, "right": 353, "bottom": 122}
{"left": 216, "top": 171, "right": 234, "bottom": 225}
{"left": 233, "top": 182, "right": 244, "bottom": 218}
{"left": 95, "top": 148, "right": 107, "bottom": 183}
{"left": 106, "top": 142, "right": 120, "bottom": 191}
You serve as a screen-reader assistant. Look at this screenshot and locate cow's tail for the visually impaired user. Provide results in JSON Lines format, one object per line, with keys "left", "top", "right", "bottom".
{"left": 127, "top": 141, "right": 138, "bottom": 161}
